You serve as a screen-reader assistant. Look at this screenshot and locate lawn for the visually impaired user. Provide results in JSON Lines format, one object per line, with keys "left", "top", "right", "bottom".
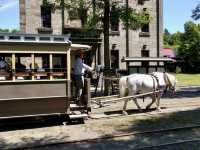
{"left": 175, "top": 74, "right": 200, "bottom": 87}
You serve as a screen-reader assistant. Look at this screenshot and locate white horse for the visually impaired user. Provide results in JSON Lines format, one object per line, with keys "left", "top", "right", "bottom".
{"left": 119, "top": 72, "right": 177, "bottom": 114}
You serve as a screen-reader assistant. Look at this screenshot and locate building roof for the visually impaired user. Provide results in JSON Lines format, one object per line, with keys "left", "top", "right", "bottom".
{"left": 121, "top": 57, "right": 174, "bottom": 62}
{"left": 162, "top": 48, "right": 176, "bottom": 58}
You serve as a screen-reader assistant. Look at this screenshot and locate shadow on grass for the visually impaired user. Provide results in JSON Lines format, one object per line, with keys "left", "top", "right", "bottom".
{"left": 163, "top": 86, "right": 200, "bottom": 99}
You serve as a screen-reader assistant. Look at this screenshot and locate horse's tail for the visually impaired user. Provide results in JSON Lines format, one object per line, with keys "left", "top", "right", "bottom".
{"left": 119, "top": 76, "right": 128, "bottom": 97}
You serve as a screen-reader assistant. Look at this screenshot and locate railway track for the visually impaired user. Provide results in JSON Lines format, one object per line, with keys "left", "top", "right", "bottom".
{"left": 132, "top": 138, "right": 200, "bottom": 150}
{"left": 19, "top": 123, "right": 200, "bottom": 150}
{"left": 89, "top": 92, "right": 200, "bottom": 120}
{"left": 3, "top": 87, "right": 200, "bottom": 149}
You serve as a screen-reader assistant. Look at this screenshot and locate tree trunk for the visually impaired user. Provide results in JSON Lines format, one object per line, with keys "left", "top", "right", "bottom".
{"left": 103, "top": 0, "right": 110, "bottom": 95}
{"left": 104, "top": 0, "right": 110, "bottom": 69}
{"left": 61, "top": 0, "right": 64, "bottom": 34}
{"left": 125, "top": 0, "right": 129, "bottom": 70}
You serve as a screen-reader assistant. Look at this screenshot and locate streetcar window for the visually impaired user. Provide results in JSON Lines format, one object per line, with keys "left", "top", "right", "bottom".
{"left": 15, "top": 54, "right": 31, "bottom": 80}
{"left": 0, "top": 55, "right": 12, "bottom": 81}
{"left": 24, "top": 36, "right": 36, "bottom": 41}
{"left": 0, "top": 36, "right": 4, "bottom": 40}
{"left": 39, "top": 37, "right": 50, "bottom": 41}
{"left": 54, "top": 37, "right": 64, "bottom": 42}
{"left": 9, "top": 36, "right": 21, "bottom": 40}
{"left": 34, "top": 54, "right": 49, "bottom": 80}
{"left": 52, "top": 54, "right": 67, "bottom": 79}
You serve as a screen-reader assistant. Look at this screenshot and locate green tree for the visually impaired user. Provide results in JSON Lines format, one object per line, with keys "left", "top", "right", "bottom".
{"left": 163, "top": 29, "right": 182, "bottom": 51}
{"left": 0, "top": 29, "right": 10, "bottom": 33}
{"left": 192, "top": 3, "right": 200, "bottom": 20}
{"left": 0, "top": 29, "right": 20, "bottom": 33}
{"left": 52, "top": 0, "right": 150, "bottom": 69}
{"left": 177, "top": 21, "right": 200, "bottom": 73}
{"left": 163, "top": 28, "right": 172, "bottom": 46}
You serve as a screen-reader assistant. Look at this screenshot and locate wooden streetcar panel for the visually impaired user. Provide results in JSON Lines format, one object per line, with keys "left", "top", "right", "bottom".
{"left": 0, "top": 33, "right": 91, "bottom": 120}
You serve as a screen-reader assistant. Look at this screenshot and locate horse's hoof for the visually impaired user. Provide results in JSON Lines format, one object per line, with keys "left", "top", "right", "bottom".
{"left": 122, "top": 111, "right": 128, "bottom": 115}
{"left": 156, "top": 108, "right": 161, "bottom": 112}
{"left": 146, "top": 106, "right": 150, "bottom": 110}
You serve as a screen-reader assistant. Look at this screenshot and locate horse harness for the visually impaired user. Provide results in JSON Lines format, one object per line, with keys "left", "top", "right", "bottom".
{"left": 150, "top": 74, "right": 160, "bottom": 92}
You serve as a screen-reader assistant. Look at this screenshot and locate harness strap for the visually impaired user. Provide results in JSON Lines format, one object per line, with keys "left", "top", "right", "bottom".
{"left": 150, "top": 74, "right": 160, "bottom": 91}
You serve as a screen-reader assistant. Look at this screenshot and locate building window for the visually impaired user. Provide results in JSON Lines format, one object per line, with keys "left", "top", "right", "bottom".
{"left": 141, "top": 45, "right": 149, "bottom": 57}
{"left": 110, "top": 5, "right": 119, "bottom": 32}
{"left": 138, "top": 0, "right": 150, "bottom": 5}
{"left": 111, "top": 44, "right": 119, "bottom": 69}
{"left": 68, "top": 9, "right": 79, "bottom": 20}
{"left": 138, "top": 0, "right": 145, "bottom": 5}
{"left": 141, "top": 45, "right": 149, "bottom": 67}
{"left": 141, "top": 13, "right": 149, "bottom": 33}
{"left": 41, "top": 6, "right": 51, "bottom": 28}
{"left": 141, "top": 50, "right": 149, "bottom": 57}
{"left": 141, "top": 24, "right": 149, "bottom": 33}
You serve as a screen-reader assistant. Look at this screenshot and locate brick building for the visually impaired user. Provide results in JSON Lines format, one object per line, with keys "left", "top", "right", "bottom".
{"left": 20, "top": 0, "right": 168, "bottom": 73}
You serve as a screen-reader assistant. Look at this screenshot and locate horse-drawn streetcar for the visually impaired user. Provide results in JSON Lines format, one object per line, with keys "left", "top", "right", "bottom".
{"left": 0, "top": 33, "right": 91, "bottom": 121}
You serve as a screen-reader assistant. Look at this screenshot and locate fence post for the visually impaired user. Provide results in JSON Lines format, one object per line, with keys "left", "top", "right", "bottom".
{"left": 66, "top": 80, "right": 71, "bottom": 114}
{"left": 83, "top": 78, "right": 91, "bottom": 112}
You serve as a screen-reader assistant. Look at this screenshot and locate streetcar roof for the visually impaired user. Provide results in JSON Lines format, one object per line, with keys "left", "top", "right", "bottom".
{"left": 71, "top": 44, "right": 91, "bottom": 51}
{"left": 0, "top": 33, "right": 71, "bottom": 45}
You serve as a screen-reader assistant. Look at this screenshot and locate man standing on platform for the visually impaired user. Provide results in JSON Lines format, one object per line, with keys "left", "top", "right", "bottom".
{"left": 74, "top": 52, "right": 93, "bottom": 104}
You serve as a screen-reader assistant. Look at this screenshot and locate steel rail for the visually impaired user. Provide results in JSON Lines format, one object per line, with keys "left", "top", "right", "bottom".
{"left": 14, "top": 123, "right": 200, "bottom": 150}
{"left": 132, "top": 138, "right": 200, "bottom": 150}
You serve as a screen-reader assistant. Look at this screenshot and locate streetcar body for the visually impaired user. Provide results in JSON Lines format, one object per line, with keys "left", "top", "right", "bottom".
{"left": 0, "top": 33, "right": 90, "bottom": 119}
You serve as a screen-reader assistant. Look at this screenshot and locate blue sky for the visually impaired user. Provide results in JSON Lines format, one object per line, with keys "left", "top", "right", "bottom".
{"left": 164, "top": 0, "right": 199, "bottom": 33}
{"left": 0, "top": 0, "right": 19, "bottom": 30}
{"left": 0, "top": 0, "right": 199, "bottom": 33}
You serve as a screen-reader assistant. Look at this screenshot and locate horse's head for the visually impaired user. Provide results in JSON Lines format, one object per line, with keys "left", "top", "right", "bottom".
{"left": 164, "top": 72, "right": 177, "bottom": 95}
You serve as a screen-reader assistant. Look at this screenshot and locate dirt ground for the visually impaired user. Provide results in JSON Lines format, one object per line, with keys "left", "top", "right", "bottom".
{"left": 0, "top": 86, "right": 200, "bottom": 150}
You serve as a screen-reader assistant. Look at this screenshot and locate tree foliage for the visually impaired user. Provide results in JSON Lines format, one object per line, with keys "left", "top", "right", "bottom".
{"left": 163, "top": 29, "right": 182, "bottom": 50}
{"left": 49, "top": 0, "right": 151, "bottom": 72}
{"left": 192, "top": 3, "right": 200, "bottom": 20}
{"left": 52, "top": 0, "right": 150, "bottom": 30}
{"left": 177, "top": 22, "right": 200, "bottom": 73}
{"left": 0, "top": 28, "right": 20, "bottom": 33}
{"left": 164, "top": 22, "right": 200, "bottom": 73}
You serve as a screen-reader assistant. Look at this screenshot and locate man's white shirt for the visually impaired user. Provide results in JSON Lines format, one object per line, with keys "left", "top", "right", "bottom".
{"left": 74, "top": 57, "right": 92, "bottom": 75}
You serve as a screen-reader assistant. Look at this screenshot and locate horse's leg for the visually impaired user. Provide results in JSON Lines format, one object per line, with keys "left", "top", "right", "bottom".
{"left": 122, "top": 99, "right": 128, "bottom": 115}
{"left": 133, "top": 98, "right": 142, "bottom": 111}
{"left": 155, "top": 92, "right": 161, "bottom": 111}
{"left": 146, "top": 94, "right": 156, "bottom": 110}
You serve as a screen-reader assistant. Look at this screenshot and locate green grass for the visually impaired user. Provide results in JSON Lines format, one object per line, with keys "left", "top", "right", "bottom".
{"left": 175, "top": 74, "right": 200, "bottom": 87}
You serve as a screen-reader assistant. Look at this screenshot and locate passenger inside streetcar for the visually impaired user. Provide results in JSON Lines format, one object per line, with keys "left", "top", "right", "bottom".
{"left": 0, "top": 57, "right": 9, "bottom": 80}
